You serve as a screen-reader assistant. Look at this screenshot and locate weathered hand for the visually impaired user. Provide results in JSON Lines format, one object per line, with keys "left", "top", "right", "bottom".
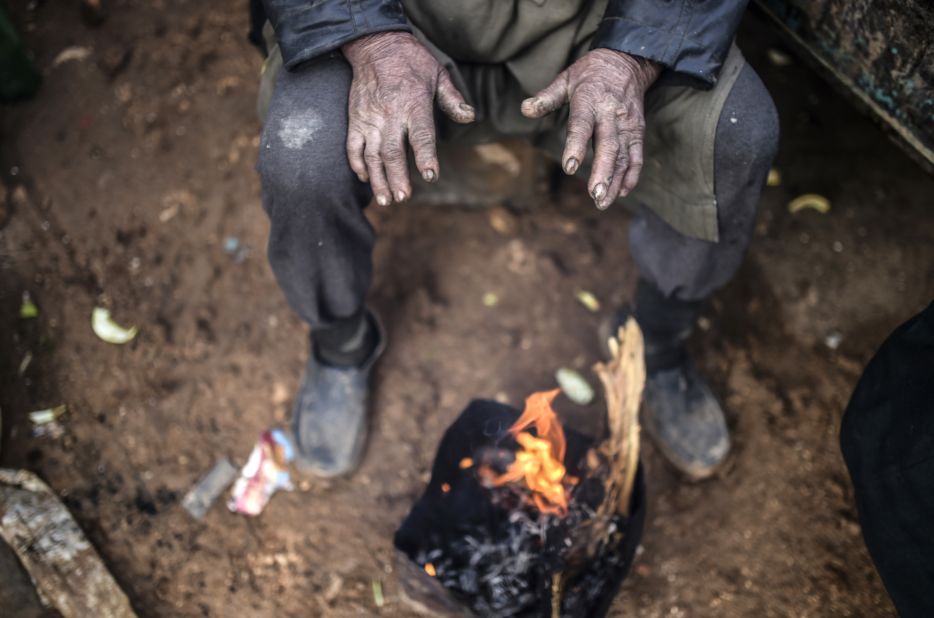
{"left": 342, "top": 32, "right": 475, "bottom": 206}
{"left": 521, "top": 49, "right": 660, "bottom": 209}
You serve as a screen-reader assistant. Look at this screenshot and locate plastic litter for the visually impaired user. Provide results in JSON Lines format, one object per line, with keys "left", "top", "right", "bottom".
{"left": 29, "top": 404, "right": 66, "bottom": 425}
{"left": 19, "top": 291, "right": 37, "bottom": 318}
{"left": 91, "top": 307, "right": 138, "bottom": 344}
{"left": 824, "top": 331, "right": 843, "bottom": 350}
{"left": 228, "top": 429, "right": 295, "bottom": 516}
{"left": 575, "top": 289, "right": 601, "bottom": 312}
{"left": 17, "top": 351, "right": 32, "bottom": 375}
{"left": 223, "top": 236, "right": 250, "bottom": 262}
{"left": 51, "top": 46, "right": 92, "bottom": 68}
{"left": 556, "top": 368, "right": 595, "bottom": 405}
{"left": 766, "top": 48, "right": 793, "bottom": 67}
{"left": 788, "top": 193, "right": 831, "bottom": 215}
{"left": 372, "top": 578, "right": 384, "bottom": 608}
{"left": 767, "top": 168, "right": 781, "bottom": 187}
{"left": 181, "top": 457, "right": 238, "bottom": 520}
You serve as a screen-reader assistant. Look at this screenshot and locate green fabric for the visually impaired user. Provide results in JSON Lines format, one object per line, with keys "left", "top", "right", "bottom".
{"left": 401, "top": 0, "right": 605, "bottom": 95}
{"left": 407, "top": 0, "right": 746, "bottom": 242}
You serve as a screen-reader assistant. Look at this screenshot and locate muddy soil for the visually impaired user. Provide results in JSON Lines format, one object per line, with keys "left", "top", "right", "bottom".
{"left": 2, "top": 2, "right": 932, "bottom": 616}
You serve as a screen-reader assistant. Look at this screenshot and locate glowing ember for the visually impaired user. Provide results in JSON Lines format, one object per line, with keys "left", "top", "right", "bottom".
{"left": 424, "top": 563, "right": 436, "bottom": 577}
{"left": 489, "top": 389, "right": 574, "bottom": 516}
{"left": 441, "top": 482, "right": 451, "bottom": 493}
{"left": 459, "top": 457, "right": 474, "bottom": 469}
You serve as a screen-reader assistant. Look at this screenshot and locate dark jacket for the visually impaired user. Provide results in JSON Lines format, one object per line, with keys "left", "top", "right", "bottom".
{"left": 255, "top": 0, "right": 747, "bottom": 88}
{"left": 840, "top": 301, "right": 934, "bottom": 618}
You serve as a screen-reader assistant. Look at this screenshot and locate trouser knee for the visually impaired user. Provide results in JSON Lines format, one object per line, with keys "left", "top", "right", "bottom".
{"left": 630, "top": 64, "right": 779, "bottom": 303}
{"left": 258, "top": 56, "right": 374, "bottom": 329}
{"left": 714, "top": 63, "right": 780, "bottom": 233}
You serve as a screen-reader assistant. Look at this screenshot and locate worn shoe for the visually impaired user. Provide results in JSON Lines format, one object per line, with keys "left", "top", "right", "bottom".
{"left": 291, "top": 313, "right": 385, "bottom": 477}
{"left": 642, "top": 361, "right": 730, "bottom": 480}
{"left": 604, "top": 278, "right": 730, "bottom": 480}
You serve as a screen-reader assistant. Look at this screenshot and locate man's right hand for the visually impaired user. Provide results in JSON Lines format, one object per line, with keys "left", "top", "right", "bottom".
{"left": 342, "top": 32, "right": 475, "bottom": 206}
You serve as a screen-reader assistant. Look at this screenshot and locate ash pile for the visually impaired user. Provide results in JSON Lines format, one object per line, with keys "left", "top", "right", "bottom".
{"left": 395, "top": 321, "right": 647, "bottom": 617}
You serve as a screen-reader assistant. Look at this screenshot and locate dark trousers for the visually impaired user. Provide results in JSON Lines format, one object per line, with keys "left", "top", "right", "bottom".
{"left": 257, "top": 53, "right": 778, "bottom": 330}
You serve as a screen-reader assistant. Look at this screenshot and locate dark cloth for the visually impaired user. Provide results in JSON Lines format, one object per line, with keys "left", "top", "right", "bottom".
{"left": 258, "top": 0, "right": 409, "bottom": 69}
{"left": 247, "top": 0, "right": 269, "bottom": 56}
{"left": 592, "top": 0, "right": 748, "bottom": 88}
{"left": 256, "top": 51, "right": 776, "bottom": 330}
{"left": 254, "top": 0, "right": 747, "bottom": 87}
{"left": 840, "top": 302, "right": 934, "bottom": 618}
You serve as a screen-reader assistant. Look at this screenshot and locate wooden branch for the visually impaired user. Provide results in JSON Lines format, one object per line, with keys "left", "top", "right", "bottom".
{"left": 0, "top": 469, "right": 137, "bottom": 618}
{"left": 593, "top": 319, "right": 645, "bottom": 516}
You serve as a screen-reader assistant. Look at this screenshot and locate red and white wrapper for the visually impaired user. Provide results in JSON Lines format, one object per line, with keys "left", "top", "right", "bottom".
{"left": 227, "top": 428, "right": 295, "bottom": 516}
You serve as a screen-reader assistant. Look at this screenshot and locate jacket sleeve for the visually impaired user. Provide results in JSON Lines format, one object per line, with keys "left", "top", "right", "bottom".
{"left": 591, "top": 0, "right": 748, "bottom": 89}
{"left": 261, "top": 0, "right": 410, "bottom": 70}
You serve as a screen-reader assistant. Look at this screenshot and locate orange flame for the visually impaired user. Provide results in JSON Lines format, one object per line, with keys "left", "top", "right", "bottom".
{"left": 490, "top": 389, "right": 572, "bottom": 515}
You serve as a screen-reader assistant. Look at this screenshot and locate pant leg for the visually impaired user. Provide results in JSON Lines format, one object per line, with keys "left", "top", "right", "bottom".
{"left": 257, "top": 52, "right": 375, "bottom": 329}
{"left": 629, "top": 63, "right": 779, "bottom": 302}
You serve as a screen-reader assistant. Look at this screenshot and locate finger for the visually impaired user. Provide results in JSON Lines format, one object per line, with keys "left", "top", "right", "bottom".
{"left": 437, "top": 70, "right": 475, "bottom": 124}
{"left": 381, "top": 127, "right": 412, "bottom": 203}
{"left": 588, "top": 115, "right": 620, "bottom": 206}
{"left": 561, "top": 98, "right": 595, "bottom": 175}
{"left": 364, "top": 132, "right": 392, "bottom": 206}
{"left": 521, "top": 71, "right": 569, "bottom": 118}
{"left": 408, "top": 111, "right": 439, "bottom": 182}
{"left": 619, "top": 136, "right": 644, "bottom": 197}
{"left": 599, "top": 153, "right": 629, "bottom": 210}
{"left": 346, "top": 129, "right": 368, "bottom": 183}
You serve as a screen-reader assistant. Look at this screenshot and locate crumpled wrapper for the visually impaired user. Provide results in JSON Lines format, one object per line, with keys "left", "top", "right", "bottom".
{"left": 227, "top": 428, "right": 295, "bottom": 516}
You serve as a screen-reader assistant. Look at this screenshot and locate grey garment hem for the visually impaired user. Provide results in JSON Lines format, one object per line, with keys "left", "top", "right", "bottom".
{"left": 630, "top": 61, "right": 779, "bottom": 302}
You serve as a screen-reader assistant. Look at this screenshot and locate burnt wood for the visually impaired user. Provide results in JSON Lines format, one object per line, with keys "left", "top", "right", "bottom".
{"left": 394, "top": 400, "right": 646, "bottom": 617}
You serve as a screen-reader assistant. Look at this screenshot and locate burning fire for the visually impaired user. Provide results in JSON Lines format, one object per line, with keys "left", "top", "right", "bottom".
{"left": 489, "top": 389, "right": 573, "bottom": 516}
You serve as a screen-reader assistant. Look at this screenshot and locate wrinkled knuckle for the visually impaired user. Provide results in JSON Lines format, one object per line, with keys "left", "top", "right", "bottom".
{"left": 566, "top": 126, "right": 589, "bottom": 143}
{"left": 381, "top": 149, "right": 404, "bottom": 164}
{"left": 410, "top": 128, "right": 435, "bottom": 149}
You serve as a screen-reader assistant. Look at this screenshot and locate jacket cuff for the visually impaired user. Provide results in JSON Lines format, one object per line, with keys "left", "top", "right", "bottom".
{"left": 274, "top": 1, "right": 410, "bottom": 70}
{"left": 592, "top": 17, "right": 724, "bottom": 89}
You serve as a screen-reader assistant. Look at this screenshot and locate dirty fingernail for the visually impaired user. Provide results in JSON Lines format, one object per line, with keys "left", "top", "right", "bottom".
{"left": 564, "top": 158, "right": 579, "bottom": 175}
{"left": 396, "top": 190, "right": 407, "bottom": 202}
{"left": 422, "top": 169, "right": 436, "bottom": 182}
{"left": 592, "top": 183, "right": 607, "bottom": 201}
{"left": 377, "top": 195, "right": 390, "bottom": 206}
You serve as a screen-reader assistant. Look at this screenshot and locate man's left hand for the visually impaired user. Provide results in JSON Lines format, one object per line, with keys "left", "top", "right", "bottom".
{"left": 521, "top": 50, "right": 660, "bottom": 209}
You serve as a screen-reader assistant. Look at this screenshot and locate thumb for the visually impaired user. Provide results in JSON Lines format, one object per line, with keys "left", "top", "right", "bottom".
{"left": 521, "top": 71, "right": 569, "bottom": 118}
{"left": 437, "top": 69, "right": 475, "bottom": 124}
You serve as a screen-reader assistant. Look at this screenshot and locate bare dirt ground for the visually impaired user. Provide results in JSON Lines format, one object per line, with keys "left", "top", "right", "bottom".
{"left": 2, "top": 2, "right": 932, "bottom": 616}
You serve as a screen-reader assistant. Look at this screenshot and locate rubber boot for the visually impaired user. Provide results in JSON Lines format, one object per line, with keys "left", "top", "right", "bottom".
{"left": 627, "top": 280, "right": 730, "bottom": 480}
{"left": 291, "top": 309, "right": 385, "bottom": 477}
